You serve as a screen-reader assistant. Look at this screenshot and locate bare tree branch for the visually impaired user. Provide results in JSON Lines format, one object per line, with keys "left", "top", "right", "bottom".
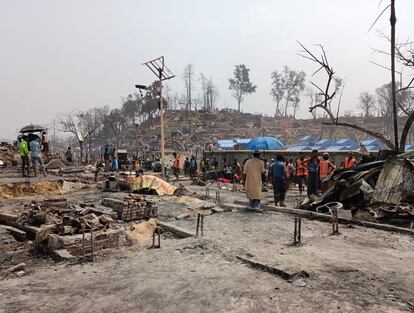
{"left": 323, "top": 121, "right": 395, "bottom": 150}
{"left": 368, "top": 4, "right": 391, "bottom": 32}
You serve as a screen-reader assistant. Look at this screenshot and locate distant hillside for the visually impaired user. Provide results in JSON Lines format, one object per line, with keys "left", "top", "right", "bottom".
{"left": 136, "top": 110, "right": 412, "bottom": 151}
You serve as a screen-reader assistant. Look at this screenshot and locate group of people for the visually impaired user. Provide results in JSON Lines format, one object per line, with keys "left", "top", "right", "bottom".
{"left": 243, "top": 150, "right": 358, "bottom": 210}
{"left": 18, "top": 134, "right": 47, "bottom": 177}
{"left": 165, "top": 153, "right": 198, "bottom": 179}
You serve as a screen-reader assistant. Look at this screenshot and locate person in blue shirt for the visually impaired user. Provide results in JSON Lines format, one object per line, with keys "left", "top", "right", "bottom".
{"left": 272, "top": 155, "right": 286, "bottom": 207}
{"left": 29, "top": 137, "right": 45, "bottom": 177}
{"left": 190, "top": 156, "right": 197, "bottom": 178}
{"left": 306, "top": 149, "right": 320, "bottom": 197}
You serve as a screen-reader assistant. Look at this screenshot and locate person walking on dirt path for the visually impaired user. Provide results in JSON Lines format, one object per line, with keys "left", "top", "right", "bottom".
{"left": 319, "top": 153, "right": 335, "bottom": 192}
{"left": 267, "top": 159, "right": 275, "bottom": 185}
{"left": 189, "top": 156, "right": 197, "bottom": 179}
{"left": 172, "top": 152, "right": 180, "bottom": 180}
{"left": 306, "top": 149, "right": 320, "bottom": 198}
{"left": 285, "top": 159, "right": 295, "bottom": 190}
{"left": 233, "top": 159, "right": 242, "bottom": 183}
{"left": 18, "top": 136, "right": 30, "bottom": 177}
{"left": 296, "top": 155, "right": 308, "bottom": 196}
{"left": 272, "top": 155, "right": 287, "bottom": 207}
{"left": 29, "top": 137, "right": 45, "bottom": 177}
{"left": 65, "top": 147, "right": 73, "bottom": 163}
{"left": 41, "top": 131, "right": 49, "bottom": 154}
{"left": 184, "top": 157, "right": 190, "bottom": 176}
{"left": 243, "top": 150, "right": 266, "bottom": 210}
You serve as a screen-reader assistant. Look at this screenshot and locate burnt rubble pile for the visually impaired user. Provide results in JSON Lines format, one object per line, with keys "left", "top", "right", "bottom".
{"left": 0, "top": 195, "right": 158, "bottom": 260}
{"left": 18, "top": 198, "right": 117, "bottom": 238}
{"left": 0, "top": 142, "right": 18, "bottom": 167}
{"left": 300, "top": 154, "right": 414, "bottom": 227}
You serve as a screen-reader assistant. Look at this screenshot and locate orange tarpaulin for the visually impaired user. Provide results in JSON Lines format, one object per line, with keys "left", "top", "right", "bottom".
{"left": 127, "top": 175, "right": 177, "bottom": 195}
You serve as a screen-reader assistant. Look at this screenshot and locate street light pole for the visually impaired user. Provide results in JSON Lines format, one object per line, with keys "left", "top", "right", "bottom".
{"left": 158, "top": 68, "right": 165, "bottom": 175}
{"left": 139, "top": 56, "right": 175, "bottom": 177}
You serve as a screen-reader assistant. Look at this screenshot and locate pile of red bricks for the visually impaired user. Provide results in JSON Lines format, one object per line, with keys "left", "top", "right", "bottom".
{"left": 101, "top": 196, "right": 158, "bottom": 221}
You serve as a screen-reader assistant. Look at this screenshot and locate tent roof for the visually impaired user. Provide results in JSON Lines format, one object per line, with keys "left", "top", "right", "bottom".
{"left": 336, "top": 138, "right": 356, "bottom": 144}
{"left": 300, "top": 135, "right": 317, "bottom": 141}
{"left": 235, "top": 138, "right": 251, "bottom": 144}
{"left": 325, "top": 145, "right": 353, "bottom": 151}
{"left": 316, "top": 139, "right": 335, "bottom": 145}
{"left": 286, "top": 146, "right": 311, "bottom": 151}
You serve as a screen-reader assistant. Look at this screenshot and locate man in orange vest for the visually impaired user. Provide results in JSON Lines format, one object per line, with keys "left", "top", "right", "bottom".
{"left": 296, "top": 155, "right": 308, "bottom": 196}
{"left": 320, "top": 153, "right": 335, "bottom": 192}
{"left": 344, "top": 152, "right": 357, "bottom": 169}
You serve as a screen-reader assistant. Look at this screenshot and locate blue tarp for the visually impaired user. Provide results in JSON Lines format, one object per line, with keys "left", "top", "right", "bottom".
{"left": 364, "top": 145, "right": 381, "bottom": 151}
{"left": 286, "top": 146, "right": 311, "bottom": 151}
{"left": 246, "top": 136, "right": 285, "bottom": 150}
{"left": 315, "top": 139, "right": 336, "bottom": 147}
{"left": 218, "top": 140, "right": 236, "bottom": 149}
{"left": 361, "top": 139, "right": 385, "bottom": 149}
{"left": 325, "top": 145, "right": 354, "bottom": 151}
{"left": 405, "top": 144, "right": 414, "bottom": 151}
{"left": 235, "top": 138, "right": 251, "bottom": 144}
{"left": 299, "top": 135, "right": 318, "bottom": 145}
{"left": 336, "top": 139, "right": 358, "bottom": 147}
{"left": 309, "top": 146, "right": 323, "bottom": 151}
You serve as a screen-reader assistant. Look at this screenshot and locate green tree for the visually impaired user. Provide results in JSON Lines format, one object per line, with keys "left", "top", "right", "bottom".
{"left": 228, "top": 64, "right": 257, "bottom": 112}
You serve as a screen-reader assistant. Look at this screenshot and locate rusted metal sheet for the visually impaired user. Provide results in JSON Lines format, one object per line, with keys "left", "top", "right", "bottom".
{"left": 371, "top": 157, "right": 414, "bottom": 205}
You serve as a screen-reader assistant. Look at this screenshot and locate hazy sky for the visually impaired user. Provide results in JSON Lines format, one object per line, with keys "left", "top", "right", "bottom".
{"left": 1, "top": 0, "right": 413, "bottom": 140}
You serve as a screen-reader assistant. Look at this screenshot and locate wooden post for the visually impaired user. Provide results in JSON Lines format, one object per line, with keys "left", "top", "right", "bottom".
{"left": 390, "top": 0, "right": 399, "bottom": 152}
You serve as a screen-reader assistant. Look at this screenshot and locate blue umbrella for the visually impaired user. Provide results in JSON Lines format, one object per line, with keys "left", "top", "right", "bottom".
{"left": 245, "top": 136, "right": 285, "bottom": 150}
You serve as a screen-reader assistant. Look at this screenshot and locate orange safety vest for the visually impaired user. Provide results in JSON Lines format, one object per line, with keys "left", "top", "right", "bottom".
{"left": 296, "top": 159, "right": 306, "bottom": 176}
{"left": 320, "top": 159, "right": 334, "bottom": 179}
{"left": 344, "top": 157, "right": 356, "bottom": 169}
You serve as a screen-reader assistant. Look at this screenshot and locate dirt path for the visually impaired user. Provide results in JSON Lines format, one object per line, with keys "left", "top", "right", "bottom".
{"left": 1, "top": 179, "right": 413, "bottom": 312}
{"left": 1, "top": 209, "right": 413, "bottom": 313}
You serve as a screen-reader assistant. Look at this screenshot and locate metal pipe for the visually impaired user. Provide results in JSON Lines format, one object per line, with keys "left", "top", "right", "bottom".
{"left": 294, "top": 218, "right": 298, "bottom": 245}
{"left": 196, "top": 213, "right": 201, "bottom": 236}
{"left": 200, "top": 214, "right": 204, "bottom": 237}
{"left": 82, "top": 226, "right": 85, "bottom": 262}
{"left": 90, "top": 227, "right": 94, "bottom": 262}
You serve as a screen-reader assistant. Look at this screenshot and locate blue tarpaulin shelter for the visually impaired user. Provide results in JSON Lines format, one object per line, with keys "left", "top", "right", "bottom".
{"left": 218, "top": 140, "right": 236, "bottom": 149}
{"left": 235, "top": 138, "right": 251, "bottom": 144}
{"left": 246, "top": 136, "right": 284, "bottom": 150}
{"left": 361, "top": 139, "right": 385, "bottom": 149}
{"left": 315, "top": 139, "right": 336, "bottom": 148}
{"left": 336, "top": 139, "right": 358, "bottom": 148}
{"left": 286, "top": 145, "right": 311, "bottom": 151}
{"left": 364, "top": 145, "right": 382, "bottom": 151}
{"left": 299, "top": 135, "right": 318, "bottom": 146}
{"left": 326, "top": 145, "right": 353, "bottom": 151}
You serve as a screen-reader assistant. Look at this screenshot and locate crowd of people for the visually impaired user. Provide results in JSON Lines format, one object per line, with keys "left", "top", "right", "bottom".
{"left": 243, "top": 150, "right": 358, "bottom": 210}
{"left": 17, "top": 132, "right": 49, "bottom": 177}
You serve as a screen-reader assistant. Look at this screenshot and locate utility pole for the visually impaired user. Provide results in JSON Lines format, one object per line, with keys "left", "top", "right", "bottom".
{"left": 141, "top": 56, "right": 175, "bottom": 176}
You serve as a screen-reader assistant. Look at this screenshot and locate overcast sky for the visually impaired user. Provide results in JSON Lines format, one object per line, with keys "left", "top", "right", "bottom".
{"left": 1, "top": 0, "right": 413, "bottom": 140}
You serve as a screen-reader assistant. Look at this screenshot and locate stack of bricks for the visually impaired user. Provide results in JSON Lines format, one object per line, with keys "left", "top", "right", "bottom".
{"left": 48, "top": 229, "right": 124, "bottom": 256}
{"left": 101, "top": 196, "right": 158, "bottom": 221}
